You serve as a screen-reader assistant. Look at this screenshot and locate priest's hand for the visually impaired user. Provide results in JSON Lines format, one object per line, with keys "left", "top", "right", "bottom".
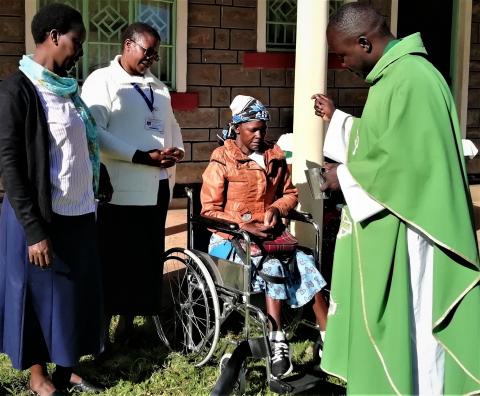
{"left": 311, "top": 93, "right": 336, "bottom": 121}
{"left": 28, "top": 238, "right": 53, "bottom": 268}
{"left": 321, "top": 163, "right": 341, "bottom": 192}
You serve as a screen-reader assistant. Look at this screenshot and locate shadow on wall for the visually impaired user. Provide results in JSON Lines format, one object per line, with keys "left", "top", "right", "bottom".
{"left": 470, "top": 186, "right": 480, "bottom": 250}
{"left": 296, "top": 160, "right": 344, "bottom": 285}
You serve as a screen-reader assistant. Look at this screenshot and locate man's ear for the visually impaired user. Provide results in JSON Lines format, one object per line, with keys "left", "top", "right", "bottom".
{"left": 358, "top": 36, "right": 372, "bottom": 53}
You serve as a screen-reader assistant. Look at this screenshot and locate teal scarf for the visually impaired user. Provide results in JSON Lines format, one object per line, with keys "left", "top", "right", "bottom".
{"left": 18, "top": 55, "right": 100, "bottom": 196}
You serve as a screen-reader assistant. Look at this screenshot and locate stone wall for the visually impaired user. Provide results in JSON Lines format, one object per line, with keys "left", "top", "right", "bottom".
{"left": 0, "top": 1, "right": 24, "bottom": 81}
{"left": 5, "top": 0, "right": 480, "bottom": 191}
{"left": 0, "top": 1, "right": 24, "bottom": 200}
{"left": 173, "top": 0, "right": 295, "bottom": 187}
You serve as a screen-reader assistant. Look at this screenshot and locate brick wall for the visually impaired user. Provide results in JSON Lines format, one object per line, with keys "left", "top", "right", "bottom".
{"left": 0, "top": 1, "right": 24, "bottom": 81}
{"left": 0, "top": 1, "right": 25, "bottom": 200}
{"left": 468, "top": 0, "right": 480, "bottom": 177}
{"left": 174, "top": 0, "right": 295, "bottom": 186}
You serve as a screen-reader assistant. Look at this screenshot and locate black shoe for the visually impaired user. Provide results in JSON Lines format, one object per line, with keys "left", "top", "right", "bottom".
{"left": 51, "top": 371, "right": 70, "bottom": 392}
{"left": 69, "top": 379, "right": 105, "bottom": 393}
{"left": 270, "top": 340, "right": 293, "bottom": 379}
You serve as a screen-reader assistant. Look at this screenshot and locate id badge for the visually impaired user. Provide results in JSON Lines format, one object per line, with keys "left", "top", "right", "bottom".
{"left": 145, "top": 117, "right": 164, "bottom": 132}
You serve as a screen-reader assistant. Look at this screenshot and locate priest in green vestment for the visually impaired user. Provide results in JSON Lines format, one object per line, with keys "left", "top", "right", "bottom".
{"left": 312, "top": 3, "right": 480, "bottom": 395}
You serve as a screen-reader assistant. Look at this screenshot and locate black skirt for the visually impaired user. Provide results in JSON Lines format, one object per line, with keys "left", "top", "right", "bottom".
{"left": 97, "top": 179, "right": 169, "bottom": 315}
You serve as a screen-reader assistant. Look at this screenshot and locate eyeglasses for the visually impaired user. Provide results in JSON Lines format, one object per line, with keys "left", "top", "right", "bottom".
{"left": 129, "top": 40, "right": 160, "bottom": 62}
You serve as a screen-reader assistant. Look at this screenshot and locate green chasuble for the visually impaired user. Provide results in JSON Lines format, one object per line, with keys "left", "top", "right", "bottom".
{"left": 321, "top": 33, "right": 480, "bottom": 395}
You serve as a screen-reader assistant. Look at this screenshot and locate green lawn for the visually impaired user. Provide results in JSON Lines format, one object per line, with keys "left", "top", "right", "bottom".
{"left": 0, "top": 317, "right": 345, "bottom": 396}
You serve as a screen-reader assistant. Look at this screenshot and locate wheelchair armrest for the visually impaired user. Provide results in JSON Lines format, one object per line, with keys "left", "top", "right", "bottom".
{"left": 191, "top": 214, "right": 239, "bottom": 233}
{"left": 286, "top": 209, "right": 313, "bottom": 223}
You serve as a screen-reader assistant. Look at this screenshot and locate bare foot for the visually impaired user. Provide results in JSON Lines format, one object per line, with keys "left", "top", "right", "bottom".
{"left": 70, "top": 372, "right": 82, "bottom": 385}
{"left": 29, "top": 374, "right": 56, "bottom": 396}
{"left": 30, "top": 363, "right": 62, "bottom": 396}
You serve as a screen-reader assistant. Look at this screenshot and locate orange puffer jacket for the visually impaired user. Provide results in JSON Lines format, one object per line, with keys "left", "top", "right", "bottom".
{"left": 200, "top": 139, "right": 298, "bottom": 234}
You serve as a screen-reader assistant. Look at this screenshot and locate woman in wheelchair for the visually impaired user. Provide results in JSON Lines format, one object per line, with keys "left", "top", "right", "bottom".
{"left": 200, "top": 95, "right": 328, "bottom": 379}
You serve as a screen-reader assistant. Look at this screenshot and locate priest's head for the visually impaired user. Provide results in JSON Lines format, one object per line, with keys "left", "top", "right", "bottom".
{"left": 327, "top": 3, "right": 394, "bottom": 78}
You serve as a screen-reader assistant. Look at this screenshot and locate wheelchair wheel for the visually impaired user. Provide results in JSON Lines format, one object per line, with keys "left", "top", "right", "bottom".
{"left": 153, "top": 248, "right": 221, "bottom": 367}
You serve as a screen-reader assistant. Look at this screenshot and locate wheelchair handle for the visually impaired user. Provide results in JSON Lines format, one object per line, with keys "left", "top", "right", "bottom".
{"left": 286, "top": 209, "right": 314, "bottom": 223}
{"left": 191, "top": 214, "right": 239, "bottom": 233}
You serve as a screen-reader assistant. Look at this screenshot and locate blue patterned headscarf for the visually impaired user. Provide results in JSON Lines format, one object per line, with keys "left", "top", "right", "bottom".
{"left": 219, "top": 95, "right": 270, "bottom": 142}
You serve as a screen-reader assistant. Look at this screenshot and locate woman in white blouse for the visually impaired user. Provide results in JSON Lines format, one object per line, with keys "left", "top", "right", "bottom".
{"left": 81, "top": 22, "right": 184, "bottom": 340}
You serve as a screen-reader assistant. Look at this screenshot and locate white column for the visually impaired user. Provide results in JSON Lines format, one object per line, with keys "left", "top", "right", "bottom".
{"left": 292, "top": 0, "right": 329, "bottom": 247}
{"left": 25, "top": 0, "right": 37, "bottom": 54}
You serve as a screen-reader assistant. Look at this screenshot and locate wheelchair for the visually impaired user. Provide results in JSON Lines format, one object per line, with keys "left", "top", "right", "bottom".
{"left": 153, "top": 187, "right": 328, "bottom": 395}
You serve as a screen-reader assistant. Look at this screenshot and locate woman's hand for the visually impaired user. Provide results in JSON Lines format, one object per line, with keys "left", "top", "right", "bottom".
{"left": 97, "top": 163, "right": 113, "bottom": 203}
{"left": 311, "top": 93, "right": 336, "bottom": 121}
{"left": 164, "top": 147, "right": 184, "bottom": 162}
{"left": 148, "top": 149, "right": 177, "bottom": 168}
{"left": 264, "top": 207, "right": 280, "bottom": 228}
{"left": 28, "top": 239, "right": 53, "bottom": 268}
{"left": 241, "top": 222, "right": 274, "bottom": 239}
{"left": 132, "top": 149, "right": 176, "bottom": 168}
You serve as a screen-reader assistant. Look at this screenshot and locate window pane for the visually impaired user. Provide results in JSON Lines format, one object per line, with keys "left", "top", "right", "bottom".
{"left": 329, "top": 0, "right": 348, "bottom": 16}
{"left": 38, "top": 0, "right": 176, "bottom": 89}
{"left": 138, "top": 0, "right": 176, "bottom": 88}
{"left": 266, "top": 0, "right": 297, "bottom": 52}
{"left": 266, "top": 0, "right": 354, "bottom": 52}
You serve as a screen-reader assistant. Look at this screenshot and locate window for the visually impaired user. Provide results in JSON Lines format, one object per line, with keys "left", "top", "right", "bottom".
{"left": 259, "top": 0, "right": 354, "bottom": 53}
{"left": 329, "top": 0, "right": 351, "bottom": 16}
{"left": 266, "top": 0, "right": 297, "bottom": 52}
{"left": 35, "top": 0, "right": 179, "bottom": 89}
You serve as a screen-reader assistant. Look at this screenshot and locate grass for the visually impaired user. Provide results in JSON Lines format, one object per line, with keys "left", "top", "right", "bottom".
{"left": 0, "top": 316, "right": 345, "bottom": 396}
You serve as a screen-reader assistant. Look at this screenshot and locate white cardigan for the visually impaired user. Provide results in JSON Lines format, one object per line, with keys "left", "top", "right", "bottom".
{"left": 81, "top": 56, "right": 183, "bottom": 205}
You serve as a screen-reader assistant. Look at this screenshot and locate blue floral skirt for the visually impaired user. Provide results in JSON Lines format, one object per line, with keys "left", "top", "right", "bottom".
{"left": 208, "top": 234, "right": 326, "bottom": 308}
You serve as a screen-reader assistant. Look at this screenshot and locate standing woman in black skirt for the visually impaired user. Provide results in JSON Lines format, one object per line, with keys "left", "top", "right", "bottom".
{"left": 81, "top": 22, "right": 184, "bottom": 339}
{"left": 0, "top": 4, "right": 104, "bottom": 395}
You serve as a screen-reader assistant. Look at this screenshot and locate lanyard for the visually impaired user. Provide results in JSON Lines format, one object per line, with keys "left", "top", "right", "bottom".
{"left": 131, "top": 83, "right": 155, "bottom": 112}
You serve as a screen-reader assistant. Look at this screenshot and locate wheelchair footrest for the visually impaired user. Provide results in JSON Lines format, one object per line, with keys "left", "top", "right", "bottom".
{"left": 269, "top": 370, "right": 325, "bottom": 395}
{"left": 211, "top": 340, "right": 252, "bottom": 396}
{"left": 248, "top": 337, "right": 269, "bottom": 359}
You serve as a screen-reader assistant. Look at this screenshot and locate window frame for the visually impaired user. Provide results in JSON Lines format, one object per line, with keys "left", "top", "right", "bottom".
{"left": 24, "top": 0, "right": 187, "bottom": 91}
{"left": 256, "top": 0, "right": 359, "bottom": 53}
